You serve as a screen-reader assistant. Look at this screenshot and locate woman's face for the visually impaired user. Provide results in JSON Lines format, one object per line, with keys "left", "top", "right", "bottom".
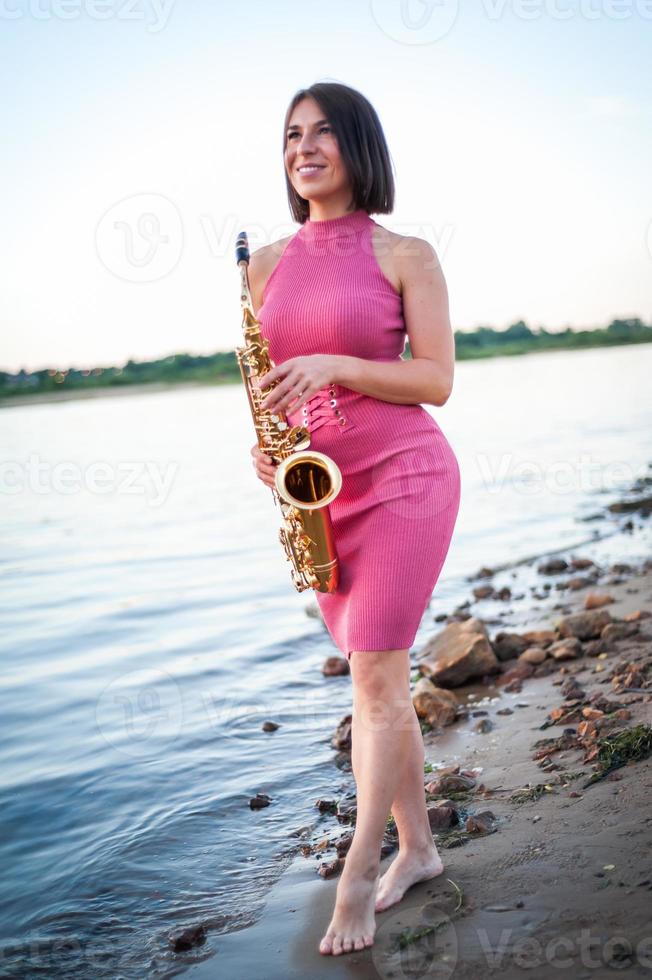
{"left": 284, "top": 96, "right": 350, "bottom": 204}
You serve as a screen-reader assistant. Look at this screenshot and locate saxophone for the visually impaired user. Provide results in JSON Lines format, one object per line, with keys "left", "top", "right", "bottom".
{"left": 235, "top": 230, "right": 343, "bottom": 593}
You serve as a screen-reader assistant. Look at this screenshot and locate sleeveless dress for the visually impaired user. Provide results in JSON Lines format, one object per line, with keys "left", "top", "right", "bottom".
{"left": 257, "top": 208, "right": 461, "bottom": 661}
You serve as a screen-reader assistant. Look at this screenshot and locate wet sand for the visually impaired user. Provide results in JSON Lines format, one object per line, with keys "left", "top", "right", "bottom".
{"left": 184, "top": 550, "right": 652, "bottom": 979}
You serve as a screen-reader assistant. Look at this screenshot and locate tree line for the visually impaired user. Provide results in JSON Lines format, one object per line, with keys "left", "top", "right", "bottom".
{"left": 2, "top": 317, "right": 650, "bottom": 399}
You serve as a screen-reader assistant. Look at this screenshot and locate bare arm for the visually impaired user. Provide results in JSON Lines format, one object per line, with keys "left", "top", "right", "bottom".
{"left": 332, "top": 237, "right": 455, "bottom": 408}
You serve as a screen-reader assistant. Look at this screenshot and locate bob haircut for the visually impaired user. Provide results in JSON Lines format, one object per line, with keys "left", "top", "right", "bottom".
{"left": 282, "top": 82, "right": 395, "bottom": 224}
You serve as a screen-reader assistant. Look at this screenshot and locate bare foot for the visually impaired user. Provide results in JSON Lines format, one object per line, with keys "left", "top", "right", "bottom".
{"left": 375, "top": 846, "right": 444, "bottom": 912}
{"left": 319, "top": 864, "right": 380, "bottom": 956}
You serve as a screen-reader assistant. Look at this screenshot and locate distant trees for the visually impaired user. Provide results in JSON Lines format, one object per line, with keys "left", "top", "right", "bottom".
{"left": 2, "top": 318, "right": 651, "bottom": 400}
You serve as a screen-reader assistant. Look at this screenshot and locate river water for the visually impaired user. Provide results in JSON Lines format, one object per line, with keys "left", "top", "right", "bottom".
{"left": 1, "top": 343, "right": 650, "bottom": 977}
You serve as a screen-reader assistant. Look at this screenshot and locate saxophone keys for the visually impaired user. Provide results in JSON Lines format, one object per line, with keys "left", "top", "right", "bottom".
{"left": 277, "top": 421, "right": 288, "bottom": 431}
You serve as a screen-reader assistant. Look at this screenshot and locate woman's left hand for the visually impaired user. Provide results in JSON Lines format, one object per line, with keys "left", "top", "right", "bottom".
{"left": 255, "top": 355, "right": 339, "bottom": 415}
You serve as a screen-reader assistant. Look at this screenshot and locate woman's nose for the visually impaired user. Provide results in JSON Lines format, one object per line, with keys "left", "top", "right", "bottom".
{"left": 297, "top": 133, "right": 316, "bottom": 153}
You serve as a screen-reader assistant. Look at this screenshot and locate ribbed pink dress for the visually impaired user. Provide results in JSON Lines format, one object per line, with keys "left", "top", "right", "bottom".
{"left": 258, "top": 208, "right": 461, "bottom": 661}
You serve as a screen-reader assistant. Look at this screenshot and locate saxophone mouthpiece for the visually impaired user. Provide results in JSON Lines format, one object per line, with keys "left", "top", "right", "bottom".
{"left": 235, "top": 231, "right": 250, "bottom": 266}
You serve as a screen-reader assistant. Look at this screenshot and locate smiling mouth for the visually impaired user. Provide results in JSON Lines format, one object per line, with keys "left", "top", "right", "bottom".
{"left": 297, "top": 165, "right": 326, "bottom": 174}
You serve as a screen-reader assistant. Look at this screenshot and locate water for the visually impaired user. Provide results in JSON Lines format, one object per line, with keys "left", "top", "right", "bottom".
{"left": 1, "top": 343, "right": 650, "bottom": 977}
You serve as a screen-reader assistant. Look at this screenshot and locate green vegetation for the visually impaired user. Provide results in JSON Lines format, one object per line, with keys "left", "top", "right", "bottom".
{"left": 2, "top": 317, "right": 651, "bottom": 402}
{"left": 582, "top": 724, "right": 652, "bottom": 788}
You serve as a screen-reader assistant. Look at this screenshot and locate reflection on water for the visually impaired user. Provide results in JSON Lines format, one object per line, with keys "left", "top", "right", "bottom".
{"left": 0, "top": 344, "right": 650, "bottom": 976}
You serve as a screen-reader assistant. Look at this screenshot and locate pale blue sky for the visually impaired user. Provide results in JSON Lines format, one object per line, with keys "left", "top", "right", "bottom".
{"left": 1, "top": 0, "right": 651, "bottom": 372}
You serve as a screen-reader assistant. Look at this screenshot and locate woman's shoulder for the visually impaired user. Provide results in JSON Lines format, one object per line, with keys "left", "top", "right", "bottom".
{"left": 370, "top": 220, "right": 441, "bottom": 294}
{"left": 248, "top": 234, "right": 295, "bottom": 311}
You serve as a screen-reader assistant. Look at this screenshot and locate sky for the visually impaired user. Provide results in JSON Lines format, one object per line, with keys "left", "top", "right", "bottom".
{"left": 1, "top": 0, "right": 651, "bottom": 372}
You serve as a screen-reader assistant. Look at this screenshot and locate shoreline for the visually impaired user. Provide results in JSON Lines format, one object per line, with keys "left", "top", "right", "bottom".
{"left": 180, "top": 503, "right": 652, "bottom": 977}
{"left": 0, "top": 379, "right": 226, "bottom": 409}
{"left": 3, "top": 337, "right": 652, "bottom": 411}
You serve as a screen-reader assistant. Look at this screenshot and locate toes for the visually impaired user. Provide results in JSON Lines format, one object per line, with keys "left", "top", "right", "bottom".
{"left": 354, "top": 936, "right": 366, "bottom": 951}
{"left": 364, "top": 933, "right": 375, "bottom": 947}
{"left": 332, "top": 936, "right": 344, "bottom": 956}
{"left": 319, "top": 934, "right": 334, "bottom": 955}
{"left": 342, "top": 937, "right": 354, "bottom": 953}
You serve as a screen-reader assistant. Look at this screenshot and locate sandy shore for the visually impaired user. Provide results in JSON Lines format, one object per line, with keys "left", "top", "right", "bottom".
{"left": 179, "top": 517, "right": 652, "bottom": 979}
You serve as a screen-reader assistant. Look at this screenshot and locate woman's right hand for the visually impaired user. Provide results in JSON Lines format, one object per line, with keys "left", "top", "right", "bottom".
{"left": 250, "top": 442, "right": 278, "bottom": 489}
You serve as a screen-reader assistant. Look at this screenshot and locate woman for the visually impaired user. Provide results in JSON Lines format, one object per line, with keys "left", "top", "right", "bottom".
{"left": 247, "top": 81, "right": 461, "bottom": 957}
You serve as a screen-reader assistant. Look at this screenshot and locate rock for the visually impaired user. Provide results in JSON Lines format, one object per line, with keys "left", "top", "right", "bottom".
{"left": 495, "top": 587, "right": 512, "bottom": 600}
{"left": 504, "top": 678, "right": 523, "bottom": 692}
{"left": 521, "top": 629, "right": 558, "bottom": 646}
{"left": 608, "top": 496, "right": 652, "bottom": 515}
{"left": 570, "top": 557, "right": 595, "bottom": 570}
{"left": 584, "top": 592, "right": 615, "bottom": 609}
{"left": 332, "top": 714, "right": 352, "bottom": 751}
{"left": 611, "top": 562, "right": 633, "bottom": 573}
{"left": 427, "top": 805, "right": 458, "bottom": 829}
{"left": 315, "top": 798, "right": 338, "bottom": 814}
{"left": 538, "top": 558, "right": 569, "bottom": 575}
{"left": 425, "top": 773, "right": 476, "bottom": 794}
{"left": 322, "top": 656, "right": 350, "bottom": 676}
{"left": 169, "top": 924, "right": 206, "bottom": 952}
{"left": 582, "top": 707, "right": 604, "bottom": 720}
{"left": 336, "top": 794, "right": 357, "bottom": 823}
{"left": 475, "top": 717, "right": 493, "bottom": 733}
{"left": 318, "top": 857, "right": 345, "bottom": 878}
{"left": 465, "top": 811, "right": 496, "bottom": 833}
{"left": 475, "top": 566, "right": 495, "bottom": 578}
{"left": 429, "top": 797, "right": 460, "bottom": 811}
{"left": 412, "top": 678, "right": 459, "bottom": 728}
{"left": 500, "top": 660, "right": 535, "bottom": 684}
{"left": 417, "top": 619, "right": 501, "bottom": 687}
{"left": 473, "top": 585, "right": 494, "bottom": 599}
{"left": 623, "top": 609, "right": 652, "bottom": 622}
{"left": 262, "top": 721, "right": 280, "bottom": 732}
{"left": 557, "top": 609, "right": 613, "bottom": 641}
{"left": 249, "top": 793, "right": 272, "bottom": 809}
{"left": 335, "top": 833, "right": 353, "bottom": 857}
{"left": 549, "top": 637, "right": 582, "bottom": 661}
{"left": 492, "top": 631, "right": 530, "bottom": 661}
{"left": 601, "top": 621, "right": 640, "bottom": 643}
{"left": 519, "top": 646, "right": 547, "bottom": 665}
{"left": 578, "top": 719, "right": 598, "bottom": 738}
{"left": 566, "top": 576, "right": 594, "bottom": 591}
{"left": 583, "top": 639, "right": 605, "bottom": 657}
{"left": 496, "top": 707, "right": 514, "bottom": 715}
{"left": 533, "top": 659, "right": 559, "bottom": 677}
{"left": 560, "top": 677, "right": 585, "bottom": 699}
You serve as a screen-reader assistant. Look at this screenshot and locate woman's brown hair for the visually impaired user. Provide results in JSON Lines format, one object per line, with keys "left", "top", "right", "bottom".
{"left": 283, "top": 82, "right": 395, "bottom": 224}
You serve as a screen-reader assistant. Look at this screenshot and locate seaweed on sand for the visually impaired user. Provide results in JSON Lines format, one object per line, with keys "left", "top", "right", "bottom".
{"left": 582, "top": 723, "right": 652, "bottom": 788}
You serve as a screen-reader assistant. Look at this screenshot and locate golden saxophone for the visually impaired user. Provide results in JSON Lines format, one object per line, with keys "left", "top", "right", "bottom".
{"left": 235, "top": 230, "right": 343, "bottom": 593}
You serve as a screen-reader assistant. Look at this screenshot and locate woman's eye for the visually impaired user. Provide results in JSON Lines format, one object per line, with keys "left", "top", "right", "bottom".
{"left": 287, "top": 126, "right": 331, "bottom": 141}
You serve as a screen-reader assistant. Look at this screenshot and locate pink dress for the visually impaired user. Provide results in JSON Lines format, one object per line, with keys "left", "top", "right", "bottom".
{"left": 258, "top": 208, "right": 461, "bottom": 660}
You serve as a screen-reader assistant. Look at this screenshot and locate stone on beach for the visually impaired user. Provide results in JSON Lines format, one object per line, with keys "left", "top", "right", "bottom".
{"left": 412, "top": 678, "right": 459, "bottom": 728}
{"left": 417, "top": 618, "right": 501, "bottom": 687}
{"left": 556, "top": 609, "right": 613, "bottom": 640}
{"left": 518, "top": 646, "right": 548, "bottom": 664}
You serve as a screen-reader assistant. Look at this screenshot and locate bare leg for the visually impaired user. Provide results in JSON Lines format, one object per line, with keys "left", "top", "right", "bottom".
{"left": 375, "top": 702, "right": 444, "bottom": 912}
{"left": 319, "top": 648, "right": 414, "bottom": 956}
